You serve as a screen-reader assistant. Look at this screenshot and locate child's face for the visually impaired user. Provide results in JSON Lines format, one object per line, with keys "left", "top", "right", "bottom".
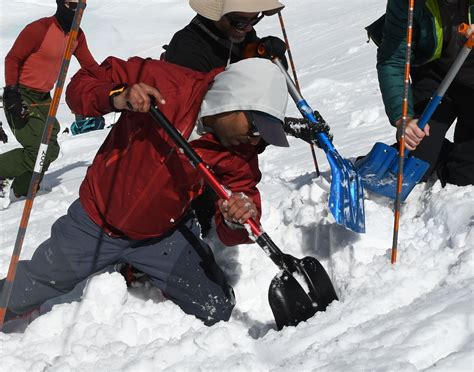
{"left": 203, "top": 111, "right": 261, "bottom": 147}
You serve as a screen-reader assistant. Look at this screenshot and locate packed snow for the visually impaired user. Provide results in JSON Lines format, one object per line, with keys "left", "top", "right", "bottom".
{"left": 1, "top": 0, "right": 473, "bottom": 371}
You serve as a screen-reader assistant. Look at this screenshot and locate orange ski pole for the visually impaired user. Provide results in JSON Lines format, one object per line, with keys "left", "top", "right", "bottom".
{"left": 0, "top": 0, "right": 88, "bottom": 329}
{"left": 391, "top": 0, "right": 415, "bottom": 264}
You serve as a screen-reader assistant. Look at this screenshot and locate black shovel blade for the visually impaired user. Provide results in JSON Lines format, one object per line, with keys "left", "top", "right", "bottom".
{"left": 298, "top": 256, "right": 338, "bottom": 311}
{"left": 268, "top": 256, "right": 339, "bottom": 330}
{"left": 269, "top": 270, "right": 316, "bottom": 330}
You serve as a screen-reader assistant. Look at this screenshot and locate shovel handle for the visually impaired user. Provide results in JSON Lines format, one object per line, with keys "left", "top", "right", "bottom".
{"left": 399, "top": 33, "right": 474, "bottom": 160}
{"left": 272, "top": 58, "right": 335, "bottom": 153}
{"left": 416, "top": 25, "right": 473, "bottom": 132}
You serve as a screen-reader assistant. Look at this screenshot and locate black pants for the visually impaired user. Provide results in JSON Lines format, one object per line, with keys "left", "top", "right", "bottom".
{"left": 411, "top": 66, "right": 474, "bottom": 185}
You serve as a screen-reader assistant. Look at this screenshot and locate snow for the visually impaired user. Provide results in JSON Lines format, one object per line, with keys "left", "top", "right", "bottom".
{"left": 1, "top": 0, "right": 473, "bottom": 371}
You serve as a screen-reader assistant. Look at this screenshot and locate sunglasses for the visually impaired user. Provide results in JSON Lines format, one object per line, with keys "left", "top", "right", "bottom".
{"left": 65, "top": 1, "right": 78, "bottom": 10}
{"left": 225, "top": 13, "right": 264, "bottom": 31}
{"left": 244, "top": 111, "right": 260, "bottom": 137}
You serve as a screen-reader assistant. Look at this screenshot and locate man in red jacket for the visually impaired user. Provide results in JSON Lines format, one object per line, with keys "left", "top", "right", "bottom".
{"left": 0, "top": 57, "right": 290, "bottom": 331}
{"left": 0, "top": 0, "right": 98, "bottom": 208}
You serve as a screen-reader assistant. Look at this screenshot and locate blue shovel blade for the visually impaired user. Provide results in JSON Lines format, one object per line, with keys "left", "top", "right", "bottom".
{"left": 326, "top": 150, "right": 366, "bottom": 233}
{"left": 355, "top": 142, "right": 430, "bottom": 201}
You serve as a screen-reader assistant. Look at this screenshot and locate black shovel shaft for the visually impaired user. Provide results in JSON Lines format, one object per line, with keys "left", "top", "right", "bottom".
{"left": 148, "top": 106, "right": 288, "bottom": 267}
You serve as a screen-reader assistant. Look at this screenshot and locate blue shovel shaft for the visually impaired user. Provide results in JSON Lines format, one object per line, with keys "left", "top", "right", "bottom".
{"left": 276, "top": 58, "right": 335, "bottom": 152}
{"left": 402, "top": 44, "right": 472, "bottom": 158}
{"left": 273, "top": 58, "right": 366, "bottom": 233}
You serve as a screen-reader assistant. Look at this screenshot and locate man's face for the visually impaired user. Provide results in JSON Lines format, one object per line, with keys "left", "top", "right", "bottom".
{"left": 64, "top": 0, "right": 79, "bottom": 10}
{"left": 215, "top": 12, "right": 262, "bottom": 43}
{"left": 203, "top": 111, "right": 261, "bottom": 147}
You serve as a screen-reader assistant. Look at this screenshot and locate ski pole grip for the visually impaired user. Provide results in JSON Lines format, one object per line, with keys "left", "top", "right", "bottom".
{"left": 458, "top": 23, "right": 474, "bottom": 48}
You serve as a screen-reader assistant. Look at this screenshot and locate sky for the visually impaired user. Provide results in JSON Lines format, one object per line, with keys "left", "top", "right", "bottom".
{"left": 0, "top": 0, "right": 473, "bottom": 371}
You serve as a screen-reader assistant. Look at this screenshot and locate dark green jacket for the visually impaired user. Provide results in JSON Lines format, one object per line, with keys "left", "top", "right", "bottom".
{"left": 368, "top": 0, "right": 474, "bottom": 124}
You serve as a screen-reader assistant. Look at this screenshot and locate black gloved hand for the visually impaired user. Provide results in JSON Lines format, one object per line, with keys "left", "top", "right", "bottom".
{"left": 283, "top": 111, "right": 333, "bottom": 147}
{"left": 0, "top": 122, "right": 7, "bottom": 143}
{"left": 3, "top": 85, "right": 26, "bottom": 119}
{"left": 258, "top": 36, "right": 287, "bottom": 59}
{"left": 257, "top": 36, "right": 289, "bottom": 70}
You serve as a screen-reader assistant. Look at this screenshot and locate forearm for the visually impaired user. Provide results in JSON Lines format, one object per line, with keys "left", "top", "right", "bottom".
{"left": 376, "top": 0, "right": 416, "bottom": 124}
{"left": 66, "top": 66, "right": 116, "bottom": 116}
{"left": 74, "top": 30, "right": 99, "bottom": 71}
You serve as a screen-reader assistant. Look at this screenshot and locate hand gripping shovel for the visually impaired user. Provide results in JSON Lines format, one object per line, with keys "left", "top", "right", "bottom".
{"left": 355, "top": 23, "right": 474, "bottom": 201}
{"left": 272, "top": 58, "right": 366, "bottom": 234}
{"left": 149, "top": 106, "right": 338, "bottom": 330}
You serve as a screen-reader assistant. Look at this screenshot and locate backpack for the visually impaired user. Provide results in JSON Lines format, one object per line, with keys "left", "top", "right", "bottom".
{"left": 70, "top": 116, "right": 106, "bottom": 135}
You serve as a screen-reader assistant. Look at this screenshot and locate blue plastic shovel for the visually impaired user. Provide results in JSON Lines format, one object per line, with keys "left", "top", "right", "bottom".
{"left": 356, "top": 25, "right": 473, "bottom": 200}
{"left": 273, "top": 59, "right": 366, "bottom": 233}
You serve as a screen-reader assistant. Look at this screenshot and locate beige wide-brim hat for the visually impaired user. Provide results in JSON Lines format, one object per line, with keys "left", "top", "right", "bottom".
{"left": 189, "top": 0, "right": 285, "bottom": 21}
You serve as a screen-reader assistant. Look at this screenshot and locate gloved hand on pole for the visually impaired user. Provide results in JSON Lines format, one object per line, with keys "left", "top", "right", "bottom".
{"left": 3, "top": 85, "right": 28, "bottom": 119}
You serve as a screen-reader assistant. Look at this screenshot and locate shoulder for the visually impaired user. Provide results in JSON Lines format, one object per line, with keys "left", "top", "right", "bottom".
{"left": 386, "top": 0, "right": 427, "bottom": 18}
{"left": 169, "top": 22, "right": 210, "bottom": 49}
{"left": 77, "top": 28, "right": 86, "bottom": 41}
{"left": 21, "top": 16, "right": 52, "bottom": 33}
{"left": 166, "top": 25, "right": 216, "bottom": 71}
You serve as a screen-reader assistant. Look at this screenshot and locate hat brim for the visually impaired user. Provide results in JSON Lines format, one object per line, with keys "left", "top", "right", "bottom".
{"left": 252, "top": 111, "right": 289, "bottom": 147}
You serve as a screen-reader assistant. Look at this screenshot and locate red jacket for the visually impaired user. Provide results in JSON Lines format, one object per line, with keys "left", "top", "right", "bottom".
{"left": 66, "top": 57, "right": 262, "bottom": 245}
{"left": 5, "top": 17, "right": 97, "bottom": 92}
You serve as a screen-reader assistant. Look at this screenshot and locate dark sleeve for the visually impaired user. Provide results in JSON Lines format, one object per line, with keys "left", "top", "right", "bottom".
{"left": 164, "top": 28, "right": 216, "bottom": 72}
{"left": 4, "top": 20, "right": 48, "bottom": 86}
{"left": 376, "top": 0, "right": 419, "bottom": 124}
{"left": 74, "top": 29, "right": 99, "bottom": 71}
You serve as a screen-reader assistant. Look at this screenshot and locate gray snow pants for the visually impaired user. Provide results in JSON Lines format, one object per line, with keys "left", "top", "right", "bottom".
{"left": 0, "top": 199, "right": 235, "bottom": 327}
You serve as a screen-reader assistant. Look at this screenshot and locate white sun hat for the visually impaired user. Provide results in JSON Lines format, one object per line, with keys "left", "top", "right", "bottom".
{"left": 189, "top": 0, "right": 285, "bottom": 21}
{"left": 199, "top": 58, "right": 289, "bottom": 147}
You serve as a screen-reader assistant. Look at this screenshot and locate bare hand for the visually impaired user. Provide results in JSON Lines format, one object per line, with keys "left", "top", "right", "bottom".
{"left": 113, "top": 83, "right": 165, "bottom": 112}
{"left": 217, "top": 192, "right": 258, "bottom": 225}
{"left": 396, "top": 118, "right": 430, "bottom": 151}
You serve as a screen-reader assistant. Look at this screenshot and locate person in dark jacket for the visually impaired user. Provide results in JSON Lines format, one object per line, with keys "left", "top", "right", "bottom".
{"left": 0, "top": 57, "right": 291, "bottom": 332}
{"left": 373, "top": 0, "right": 474, "bottom": 186}
{"left": 0, "top": 0, "right": 99, "bottom": 208}
{"left": 163, "top": 0, "right": 332, "bottom": 236}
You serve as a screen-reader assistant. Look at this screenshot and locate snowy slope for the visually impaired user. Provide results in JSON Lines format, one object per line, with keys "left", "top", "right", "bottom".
{"left": 1, "top": 0, "right": 473, "bottom": 371}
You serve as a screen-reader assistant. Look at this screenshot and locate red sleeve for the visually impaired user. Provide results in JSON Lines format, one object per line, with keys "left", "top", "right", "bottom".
{"left": 4, "top": 19, "right": 48, "bottom": 86}
{"left": 193, "top": 137, "right": 262, "bottom": 246}
{"left": 74, "top": 29, "right": 98, "bottom": 71}
{"left": 66, "top": 56, "right": 147, "bottom": 117}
